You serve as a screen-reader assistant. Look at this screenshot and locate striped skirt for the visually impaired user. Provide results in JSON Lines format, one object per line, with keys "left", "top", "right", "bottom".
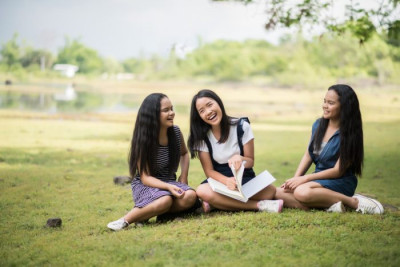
{"left": 131, "top": 178, "right": 194, "bottom": 208}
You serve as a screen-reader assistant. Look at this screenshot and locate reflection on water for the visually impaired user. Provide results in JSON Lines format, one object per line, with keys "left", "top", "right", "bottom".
{"left": 0, "top": 84, "right": 139, "bottom": 113}
{"left": 54, "top": 84, "right": 77, "bottom": 101}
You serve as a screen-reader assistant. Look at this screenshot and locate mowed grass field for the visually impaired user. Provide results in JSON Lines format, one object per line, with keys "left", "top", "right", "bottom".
{"left": 0, "top": 81, "right": 399, "bottom": 266}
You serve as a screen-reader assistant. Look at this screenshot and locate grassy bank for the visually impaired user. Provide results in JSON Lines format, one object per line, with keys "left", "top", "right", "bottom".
{"left": 1, "top": 83, "right": 399, "bottom": 266}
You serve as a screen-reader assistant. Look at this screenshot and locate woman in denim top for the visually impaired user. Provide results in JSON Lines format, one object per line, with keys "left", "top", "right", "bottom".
{"left": 307, "top": 118, "right": 357, "bottom": 197}
{"left": 275, "top": 84, "right": 384, "bottom": 214}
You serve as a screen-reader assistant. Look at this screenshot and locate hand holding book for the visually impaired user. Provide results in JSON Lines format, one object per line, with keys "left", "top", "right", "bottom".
{"left": 225, "top": 178, "right": 238, "bottom": 191}
{"left": 228, "top": 154, "right": 244, "bottom": 173}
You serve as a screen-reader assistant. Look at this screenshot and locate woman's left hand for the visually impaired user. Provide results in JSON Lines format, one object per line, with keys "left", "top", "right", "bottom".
{"left": 283, "top": 176, "right": 308, "bottom": 191}
{"left": 228, "top": 155, "right": 243, "bottom": 171}
{"left": 168, "top": 185, "right": 185, "bottom": 199}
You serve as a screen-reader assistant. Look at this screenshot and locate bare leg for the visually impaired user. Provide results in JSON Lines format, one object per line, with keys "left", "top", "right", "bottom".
{"left": 294, "top": 182, "right": 358, "bottom": 209}
{"left": 250, "top": 184, "right": 277, "bottom": 200}
{"left": 196, "top": 183, "right": 259, "bottom": 211}
{"left": 275, "top": 187, "right": 309, "bottom": 210}
{"left": 123, "top": 196, "right": 173, "bottom": 224}
{"left": 169, "top": 190, "right": 197, "bottom": 213}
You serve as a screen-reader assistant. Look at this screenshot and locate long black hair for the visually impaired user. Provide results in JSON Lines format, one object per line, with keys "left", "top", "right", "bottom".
{"left": 313, "top": 84, "right": 364, "bottom": 176}
{"left": 187, "top": 89, "right": 235, "bottom": 159}
{"left": 128, "top": 93, "right": 179, "bottom": 177}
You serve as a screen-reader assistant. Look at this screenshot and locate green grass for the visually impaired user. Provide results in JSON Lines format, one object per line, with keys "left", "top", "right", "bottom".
{"left": 1, "top": 83, "right": 399, "bottom": 266}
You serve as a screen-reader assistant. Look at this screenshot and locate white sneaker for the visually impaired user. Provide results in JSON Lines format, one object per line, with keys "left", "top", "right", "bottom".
{"left": 326, "top": 201, "right": 346, "bottom": 213}
{"left": 257, "top": 199, "right": 284, "bottom": 213}
{"left": 353, "top": 194, "right": 384, "bottom": 214}
{"left": 107, "top": 218, "right": 129, "bottom": 231}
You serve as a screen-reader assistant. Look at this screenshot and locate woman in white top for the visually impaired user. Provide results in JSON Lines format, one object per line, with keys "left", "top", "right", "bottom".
{"left": 188, "top": 89, "right": 283, "bottom": 213}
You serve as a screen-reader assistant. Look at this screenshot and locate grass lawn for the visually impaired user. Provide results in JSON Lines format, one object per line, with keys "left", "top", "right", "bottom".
{"left": 1, "top": 82, "right": 399, "bottom": 266}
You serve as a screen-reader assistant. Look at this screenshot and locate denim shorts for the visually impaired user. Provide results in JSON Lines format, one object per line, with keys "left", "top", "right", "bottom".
{"left": 313, "top": 175, "right": 358, "bottom": 196}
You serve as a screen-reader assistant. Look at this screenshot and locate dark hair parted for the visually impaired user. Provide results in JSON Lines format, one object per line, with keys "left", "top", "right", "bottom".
{"left": 128, "top": 93, "right": 179, "bottom": 177}
{"left": 313, "top": 84, "right": 364, "bottom": 176}
{"left": 188, "top": 89, "right": 235, "bottom": 159}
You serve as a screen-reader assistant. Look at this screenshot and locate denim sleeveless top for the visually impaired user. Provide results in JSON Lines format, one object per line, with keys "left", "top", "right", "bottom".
{"left": 308, "top": 119, "right": 356, "bottom": 179}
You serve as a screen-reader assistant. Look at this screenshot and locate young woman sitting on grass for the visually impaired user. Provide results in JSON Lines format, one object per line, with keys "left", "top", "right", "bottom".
{"left": 275, "top": 84, "right": 384, "bottom": 214}
{"left": 107, "top": 93, "right": 197, "bottom": 231}
{"left": 188, "top": 89, "right": 283, "bottom": 213}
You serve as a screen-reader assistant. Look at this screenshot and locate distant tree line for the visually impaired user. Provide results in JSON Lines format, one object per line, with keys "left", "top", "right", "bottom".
{"left": 0, "top": 31, "right": 399, "bottom": 86}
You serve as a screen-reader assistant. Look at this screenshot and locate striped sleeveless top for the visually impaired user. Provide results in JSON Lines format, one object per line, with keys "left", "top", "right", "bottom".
{"left": 133, "top": 125, "right": 181, "bottom": 181}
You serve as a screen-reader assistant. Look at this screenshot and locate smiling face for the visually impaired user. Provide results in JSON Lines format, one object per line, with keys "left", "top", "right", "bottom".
{"left": 159, "top": 97, "right": 175, "bottom": 129}
{"left": 195, "top": 97, "right": 222, "bottom": 128}
{"left": 322, "top": 89, "right": 341, "bottom": 121}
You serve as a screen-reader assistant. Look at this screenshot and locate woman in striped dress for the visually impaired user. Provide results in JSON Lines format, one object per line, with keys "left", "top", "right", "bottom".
{"left": 107, "top": 93, "right": 197, "bottom": 231}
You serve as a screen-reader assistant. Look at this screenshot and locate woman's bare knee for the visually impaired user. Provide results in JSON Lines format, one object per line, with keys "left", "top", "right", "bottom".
{"left": 181, "top": 190, "right": 197, "bottom": 208}
{"left": 293, "top": 185, "right": 312, "bottom": 203}
{"left": 251, "top": 184, "right": 276, "bottom": 200}
{"left": 153, "top": 196, "right": 173, "bottom": 213}
{"left": 196, "top": 184, "right": 213, "bottom": 202}
{"left": 265, "top": 184, "right": 276, "bottom": 198}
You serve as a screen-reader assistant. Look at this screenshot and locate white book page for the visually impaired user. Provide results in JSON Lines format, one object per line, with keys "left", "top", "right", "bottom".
{"left": 207, "top": 178, "right": 246, "bottom": 201}
{"left": 242, "top": 170, "right": 276, "bottom": 199}
{"left": 231, "top": 161, "right": 246, "bottom": 194}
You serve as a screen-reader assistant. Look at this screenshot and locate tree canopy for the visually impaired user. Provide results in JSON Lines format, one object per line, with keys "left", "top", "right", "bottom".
{"left": 57, "top": 38, "right": 103, "bottom": 74}
{"left": 0, "top": 34, "right": 20, "bottom": 68}
{"left": 213, "top": 0, "right": 400, "bottom": 45}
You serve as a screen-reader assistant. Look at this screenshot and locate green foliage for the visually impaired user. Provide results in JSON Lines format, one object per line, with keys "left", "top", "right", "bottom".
{"left": 102, "top": 57, "right": 123, "bottom": 74}
{"left": 388, "top": 20, "right": 400, "bottom": 46}
{"left": 57, "top": 37, "right": 103, "bottom": 74}
{"left": 180, "top": 40, "right": 286, "bottom": 81}
{"left": 0, "top": 33, "right": 21, "bottom": 68}
{"left": 173, "top": 32, "right": 399, "bottom": 86}
{"left": 214, "top": 0, "right": 400, "bottom": 45}
{"left": 20, "top": 46, "right": 54, "bottom": 69}
{"left": 122, "top": 57, "right": 149, "bottom": 73}
{"left": 328, "top": 15, "right": 377, "bottom": 45}
{"left": 2, "top": 29, "right": 400, "bottom": 86}
{"left": 0, "top": 33, "right": 57, "bottom": 80}
{"left": 267, "top": 0, "right": 329, "bottom": 29}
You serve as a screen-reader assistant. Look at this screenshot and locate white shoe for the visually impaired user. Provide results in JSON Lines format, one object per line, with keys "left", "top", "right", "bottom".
{"left": 326, "top": 201, "right": 346, "bottom": 213}
{"left": 353, "top": 194, "right": 384, "bottom": 214}
{"left": 257, "top": 199, "right": 284, "bottom": 213}
{"left": 107, "top": 218, "right": 129, "bottom": 231}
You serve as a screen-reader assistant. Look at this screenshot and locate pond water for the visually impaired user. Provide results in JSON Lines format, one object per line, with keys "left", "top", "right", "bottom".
{"left": 0, "top": 84, "right": 140, "bottom": 113}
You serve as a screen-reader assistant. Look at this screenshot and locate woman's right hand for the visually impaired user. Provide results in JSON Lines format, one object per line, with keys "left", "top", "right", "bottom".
{"left": 225, "top": 177, "right": 238, "bottom": 191}
{"left": 168, "top": 185, "right": 185, "bottom": 198}
{"left": 282, "top": 176, "right": 308, "bottom": 191}
{"left": 280, "top": 183, "right": 294, "bottom": 193}
{"left": 228, "top": 155, "right": 243, "bottom": 171}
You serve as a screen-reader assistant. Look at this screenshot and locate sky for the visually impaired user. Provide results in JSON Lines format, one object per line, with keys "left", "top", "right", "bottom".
{"left": 0, "top": 0, "right": 381, "bottom": 60}
{"left": 0, "top": 0, "right": 281, "bottom": 59}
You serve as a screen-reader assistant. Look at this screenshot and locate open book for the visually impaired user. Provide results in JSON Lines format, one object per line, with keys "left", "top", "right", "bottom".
{"left": 207, "top": 162, "right": 276, "bottom": 202}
